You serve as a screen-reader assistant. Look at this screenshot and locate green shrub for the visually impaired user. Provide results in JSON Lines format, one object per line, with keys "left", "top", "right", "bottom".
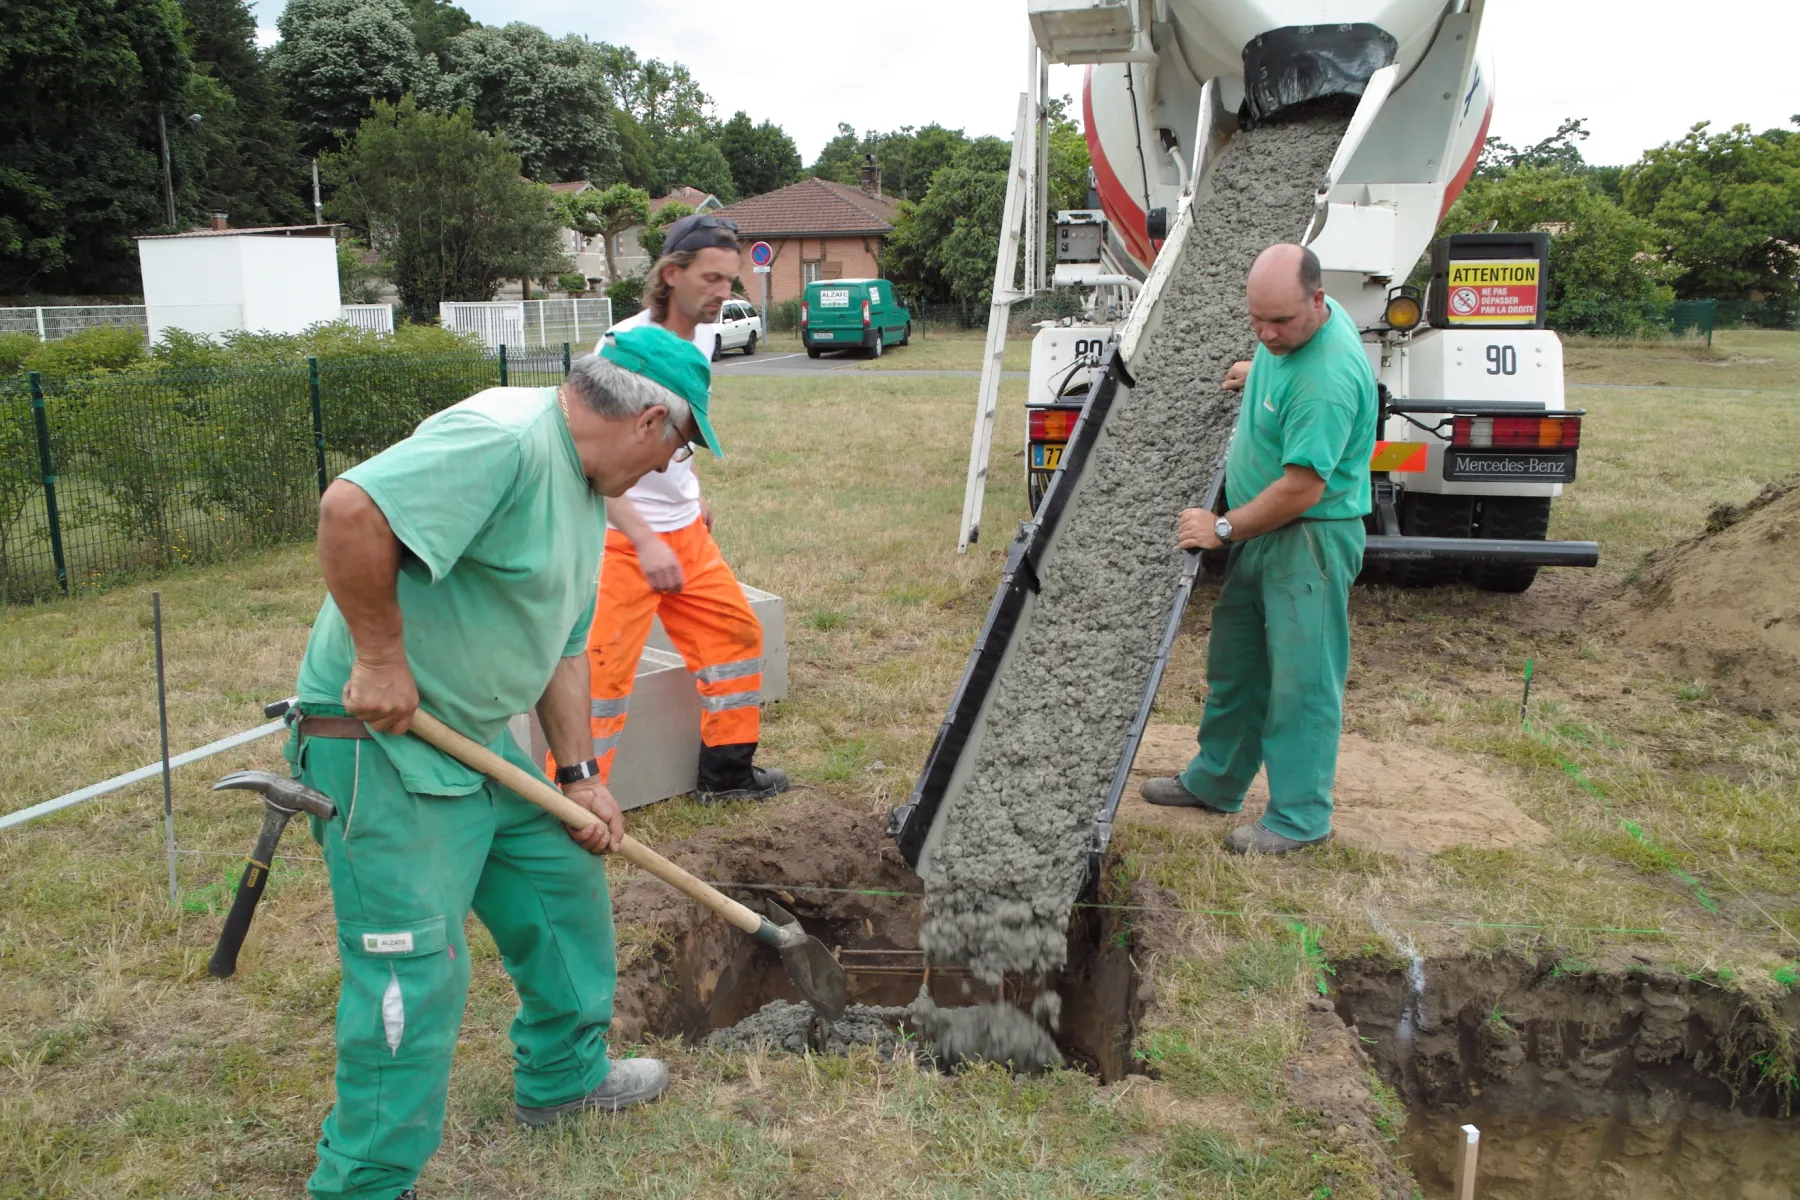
{"left": 607, "top": 272, "right": 646, "bottom": 322}
{"left": 4, "top": 325, "right": 149, "bottom": 377}
{"left": 0, "top": 333, "right": 37, "bottom": 376}
{"left": 767, "top": 299, "right": 802, "bottom": 332}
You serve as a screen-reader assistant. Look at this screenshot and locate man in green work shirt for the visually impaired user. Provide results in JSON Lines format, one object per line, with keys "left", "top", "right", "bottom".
{"left": 287, "top": 325, "right": 721, "bottom": 1199}
{"left": 1140, "top": 243, "right": 1376, "bottom": 854}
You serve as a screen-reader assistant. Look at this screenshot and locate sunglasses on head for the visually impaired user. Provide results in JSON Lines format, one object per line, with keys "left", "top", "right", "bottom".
{"left": 665, "top": 215, "right": 740, "bottom": 255}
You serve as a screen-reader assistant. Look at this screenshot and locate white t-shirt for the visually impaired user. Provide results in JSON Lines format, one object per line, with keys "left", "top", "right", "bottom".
{"left": 601, "top": 309, "right": 719, "bottom": 533}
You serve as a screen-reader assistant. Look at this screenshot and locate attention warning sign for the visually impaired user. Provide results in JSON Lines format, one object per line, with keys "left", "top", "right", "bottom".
{"left": 1444, "top": 260, "right": 1540, "bottom": 326}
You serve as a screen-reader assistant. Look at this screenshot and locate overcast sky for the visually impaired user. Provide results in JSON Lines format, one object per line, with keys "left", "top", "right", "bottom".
{"left": 252, "top": 1, "right": 1798, "bottom": 168}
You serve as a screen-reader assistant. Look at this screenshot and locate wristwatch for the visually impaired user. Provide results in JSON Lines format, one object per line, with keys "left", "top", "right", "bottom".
{"left": 555, "top": 758, "right": 602, "bottom": 786}
{"left": 1214, "top": 515, "right": 1234, "bottom": 544}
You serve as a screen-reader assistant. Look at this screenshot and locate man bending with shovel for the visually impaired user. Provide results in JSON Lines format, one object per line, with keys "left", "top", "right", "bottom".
{"left": 286, "top": 325, "right": 718, "bottom": 1200}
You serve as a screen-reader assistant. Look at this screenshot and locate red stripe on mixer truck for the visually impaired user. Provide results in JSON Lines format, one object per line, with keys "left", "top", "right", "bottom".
{"left": 1440, "top": 95, "right": 1493, "bottom": 221}
{"left": 1083, "top": 65, "right": 1155, "bottom": 267}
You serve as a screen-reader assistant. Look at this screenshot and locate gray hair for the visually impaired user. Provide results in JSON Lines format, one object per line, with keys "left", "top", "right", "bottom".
{"left": 564, "top": 353, "right": 690, "bottom": 441}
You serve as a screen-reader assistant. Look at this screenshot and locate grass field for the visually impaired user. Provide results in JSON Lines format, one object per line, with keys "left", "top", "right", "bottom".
{"left": 2, "top": 336, "right": 1797, "bottom": 1197}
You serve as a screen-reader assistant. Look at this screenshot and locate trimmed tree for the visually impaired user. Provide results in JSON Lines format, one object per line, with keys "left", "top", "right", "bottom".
{"left": 556, "top": 183, "right": 648, "bottom": 285}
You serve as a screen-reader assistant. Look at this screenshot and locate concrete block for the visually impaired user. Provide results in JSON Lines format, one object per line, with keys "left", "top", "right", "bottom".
{"left": 511, "top": 583, "right": 786, "bottom": 811}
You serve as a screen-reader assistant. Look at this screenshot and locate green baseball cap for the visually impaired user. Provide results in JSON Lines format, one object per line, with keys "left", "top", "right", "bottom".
{"left": 599, "top": 324, "right": 722, "bottom": 457}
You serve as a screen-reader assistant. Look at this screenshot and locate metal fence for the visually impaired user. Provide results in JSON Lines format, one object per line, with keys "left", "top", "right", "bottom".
{"left": 1, "top": 344, "right": 572, "bottom": 603}
{"left": 441, "top": 298, "right": 613, "bottom": 351}
{"left": 0, "top": 305, "right": 150, "bottom": 341}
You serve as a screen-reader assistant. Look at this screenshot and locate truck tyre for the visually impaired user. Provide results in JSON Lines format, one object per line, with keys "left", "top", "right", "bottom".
{"left": 1467, "top": 496, "right": 1552, "bottom": 593}
{"left": 900, "top": 321, "right": 912, "bottom": 346}
{"left": 744, "top": 332, "right": 757, "bottom": 356}
{"left": 806, "top": 346, "right": 822, "bottom": 359}
{"left": 867, "top": 332, "right": 883, "bottom": 359}
{"left": 1389, "top": 493, "right": 1473, "bottom": 588}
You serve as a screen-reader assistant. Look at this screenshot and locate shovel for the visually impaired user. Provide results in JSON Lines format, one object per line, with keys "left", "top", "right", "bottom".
{"left": 407, "top": 709, "right": 848, "bottom": 1022}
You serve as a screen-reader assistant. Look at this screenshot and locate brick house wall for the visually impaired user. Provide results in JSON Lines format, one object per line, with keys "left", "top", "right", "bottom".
{"left": 747, "top": 234, "right": 885, "bottom": 307}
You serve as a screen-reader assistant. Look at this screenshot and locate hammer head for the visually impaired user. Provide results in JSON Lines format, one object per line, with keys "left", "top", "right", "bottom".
{"left": 213, "top": 769, "right": 336, "bottom": 820}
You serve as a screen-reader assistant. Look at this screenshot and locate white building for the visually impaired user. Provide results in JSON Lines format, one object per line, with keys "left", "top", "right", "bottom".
{"left": 136, "top": 219, "right": 342, "bottom": 343}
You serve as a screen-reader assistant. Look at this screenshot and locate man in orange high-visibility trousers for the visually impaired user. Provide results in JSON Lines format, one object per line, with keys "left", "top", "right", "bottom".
{"left": 585, "top": 214, "right": 789, "bottom": 802}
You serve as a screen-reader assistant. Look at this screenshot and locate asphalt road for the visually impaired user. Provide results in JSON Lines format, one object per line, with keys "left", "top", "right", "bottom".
{"left": 711, "top": 349, "right": 1025, "bottom": 379}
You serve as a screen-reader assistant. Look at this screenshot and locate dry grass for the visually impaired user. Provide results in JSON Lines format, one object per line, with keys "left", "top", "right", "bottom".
{"left": 2, "top": 339, "right": 1798, "bottom": 1197}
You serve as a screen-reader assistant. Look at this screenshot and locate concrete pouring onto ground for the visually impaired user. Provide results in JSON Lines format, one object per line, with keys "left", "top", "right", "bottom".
{"left": 705, "top": 996, "right": 1065, "bottom": 1073}
{"left": 918, "top": 107, "right": 1354, "bottom": 994}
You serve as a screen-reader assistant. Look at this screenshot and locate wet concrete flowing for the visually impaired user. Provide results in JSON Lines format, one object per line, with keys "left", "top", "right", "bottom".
{"left": 919, "top": 109, "right": 1353, "bottom": 989}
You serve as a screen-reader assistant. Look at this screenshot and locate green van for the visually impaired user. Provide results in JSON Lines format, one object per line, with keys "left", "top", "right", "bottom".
{"left": 800, "top": 278, "right": 911, "bottom": 359}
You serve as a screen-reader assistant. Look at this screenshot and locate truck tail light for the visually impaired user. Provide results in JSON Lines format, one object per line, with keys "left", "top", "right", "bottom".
{"left": 1451, "top": 415, "right": 1581, "bottom": 449}
{"left": 1028, "top": 408, "right": 1079, "bottom": 441}
{"left": 862, "top": 299, "right": 871, "bottom": 327}
{"left": 800, "top": 302, "right": 808, "bottom": 326}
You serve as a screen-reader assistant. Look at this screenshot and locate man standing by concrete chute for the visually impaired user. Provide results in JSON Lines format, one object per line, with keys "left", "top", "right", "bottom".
{"left": 1139, "top": 243, "right": 1377, "bottom": 854}
{"left": 584, "top": 213, "right": 790, "bottom": 803}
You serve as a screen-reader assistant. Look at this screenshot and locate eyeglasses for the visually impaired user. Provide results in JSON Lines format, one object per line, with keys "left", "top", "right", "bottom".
{"left": 664, "top": 215, "right": 740, "bottom": 255}
{"left": 665, "top": 416, "right": 696, "bottom": 463}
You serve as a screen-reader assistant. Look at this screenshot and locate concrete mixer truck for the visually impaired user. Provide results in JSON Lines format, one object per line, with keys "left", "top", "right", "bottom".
{"left": 959, "top": 0, "right": 1599, "bottom": 593}
{"left": 897, "top": 0, "right": 1601, "bottom": 913}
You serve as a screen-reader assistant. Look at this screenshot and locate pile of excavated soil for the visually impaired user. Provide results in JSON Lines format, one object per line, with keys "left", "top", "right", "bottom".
{"left": 920, "top": 106, "right": 1353, "bottom": 984}
{"left": 1122, "top": 724, "right": 1550, "bottom": 855}
{"left": 1596, "top": 477, "right": 1800, "bottom": 716}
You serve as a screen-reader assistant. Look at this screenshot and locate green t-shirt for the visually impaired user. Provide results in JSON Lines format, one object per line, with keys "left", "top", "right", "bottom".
{"left": 1224, "top": 298, "right": 1377, "bottom": 521}
{"left": 296, "top": 387, "right": 603, "bottom": 795}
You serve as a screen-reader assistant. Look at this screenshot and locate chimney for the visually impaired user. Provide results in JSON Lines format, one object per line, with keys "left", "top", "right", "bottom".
{"left": 210, "top": 212, "right": 229, "bottom": 231}
{"left": 859, "top": 154, "right": 881, "bottom": 196}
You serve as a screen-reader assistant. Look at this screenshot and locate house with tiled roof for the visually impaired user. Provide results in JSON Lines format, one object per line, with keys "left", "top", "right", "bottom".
{"left": 711, "top": 161, "right": 899, "bottom": 305}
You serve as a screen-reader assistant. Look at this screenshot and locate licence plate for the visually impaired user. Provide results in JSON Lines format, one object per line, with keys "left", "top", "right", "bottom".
{"left": 813, "top": 332, "right": 834, "bottom": 340}
{"left": 1444, "top": 451, "right": 1576, "bottom": 483}
{"left": 1031, "top": 443, "right": 1064, "bottom": 470}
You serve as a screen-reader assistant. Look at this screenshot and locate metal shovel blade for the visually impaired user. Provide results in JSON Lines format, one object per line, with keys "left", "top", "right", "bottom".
{"left": 761, "top": 900, "right": 849, "bottom": 1022}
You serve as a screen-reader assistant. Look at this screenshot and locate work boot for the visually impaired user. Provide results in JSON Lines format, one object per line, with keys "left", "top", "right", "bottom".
{"left": 514, "top": 1058, "right": 670, "bottom": 1127}
{"left": 1224, "top": 822, "right": 1329, "bottom": 855}
{"left": 697, "top": 743, "right": 790, "bottom": 804}
{"left": 1140, "top": 776, "right": 1232, "bottom": 813}
{"left": 699, "top": 765, "right": 790, "bottom": 805}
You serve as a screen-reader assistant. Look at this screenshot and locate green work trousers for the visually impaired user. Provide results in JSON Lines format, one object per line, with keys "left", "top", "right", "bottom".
{"left": 1179, "top": 518, "right": 1363, "bottom": 843}
{"left": 289, "top": 709, "right": 616, "bottom": 1200}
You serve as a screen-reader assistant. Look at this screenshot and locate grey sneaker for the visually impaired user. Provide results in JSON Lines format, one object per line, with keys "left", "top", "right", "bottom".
{"left": 1140, "top": 777, "right": 1232, "bottom": 813}
{"left": 514, "top": 1058, "right": 670, "bottom": 1126}
{"left": 699, "top": 765, "right": 790, "bottom": 805}
{"left": 1224, "top": 822, "right": 1329, "bottom": 855}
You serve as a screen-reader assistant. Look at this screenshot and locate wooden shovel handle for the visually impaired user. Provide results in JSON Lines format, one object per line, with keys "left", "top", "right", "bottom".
{"left": 407, "top": 709, "right": 763, "bottom": 936}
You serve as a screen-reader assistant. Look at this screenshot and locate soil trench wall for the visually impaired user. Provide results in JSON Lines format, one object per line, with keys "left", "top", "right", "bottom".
{"left": 919, "top": 107, "right": 1354, "bottom": 983}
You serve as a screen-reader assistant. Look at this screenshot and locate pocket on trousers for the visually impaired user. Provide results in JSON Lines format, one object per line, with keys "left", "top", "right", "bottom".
{"left": 336, "top": 915, "right": 456, "bottom": 1062}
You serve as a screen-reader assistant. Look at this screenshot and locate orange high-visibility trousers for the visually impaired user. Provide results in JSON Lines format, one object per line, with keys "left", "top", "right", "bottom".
{"left": 583, "top": 520, "right": 764, "bottom": 786}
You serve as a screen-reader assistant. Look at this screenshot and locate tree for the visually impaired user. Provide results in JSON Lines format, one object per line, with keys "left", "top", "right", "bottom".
{"left": 406, "top": 0, "right": 473, "bottom": 66}
{"left": 1476, "top": 117, "right": 1594, "bottom": 181}
{"left": 658, "top": 134, "right": 736, "bottom": 202}
{"left": 272, "top": 0, "right": 425, "bottom": 156}
{"left": 1046, "top": 98, "right": 1091, "bottom": 213}
{"left": 0, "top": 0, "right": 197, "bottom": 292}
{"left": 717, "top": 112, "right": 801, "bottom": 198}
{"left": 612, "top": 109, "right": 659, "bottom": 191}
{"left": 636, "top": 201, "right": 693, "bottom": 260}
{"left": 594, "top": 44, "right": 713, "bottom": 143}
{"left": 325, "top": 97, "right": 569, "bottom": 310}
{"left": 1443, "top": 166, "right": 1675, "bottom": 335}
{"left": 810, "top": 123, "right": 865, "bottom": 183}
{"left": 1621, "top": 121, "right": 1800, "bottom": 302}
{"left": 881, "top": 137, "right": 1012, "bottom": 304}
{"left": 179, "top": 0, "right": 308, "bottom": 226}
{"left": 438, "top": 24, "right": 621, "bottom": 184}
{"left": 556, "top": 183, "right": 648, "bottom": 284}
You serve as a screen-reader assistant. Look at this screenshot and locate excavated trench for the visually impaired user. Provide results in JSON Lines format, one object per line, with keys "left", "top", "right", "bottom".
{"left": 1331, "top": 954, "right": 1800, "bottom": 1198}
{"left": 607, "top": 797, "right": 1150, "bottom": 1080}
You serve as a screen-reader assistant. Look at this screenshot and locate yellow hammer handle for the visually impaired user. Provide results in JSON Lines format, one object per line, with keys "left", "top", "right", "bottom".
{"left": 406, "top": 709, "right": 763, "bottom": 936}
